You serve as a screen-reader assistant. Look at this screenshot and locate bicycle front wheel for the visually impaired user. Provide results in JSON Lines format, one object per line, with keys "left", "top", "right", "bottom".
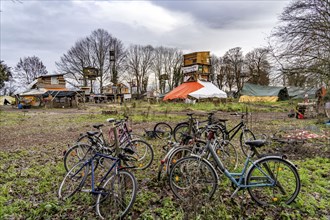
{"left": 246, "top": 157, "right": 300, "bottom": 206}
{"left": 58, "top": 161, "right": 89, "bottom": 200}
{"left": 125, "top": 140, "right": 154, "bottom": 170}
{"left": 173, "top": 123, "right": 190, "bottom": 142}
{"left": 169, "top": 156, "right": 218, "bottom": 201}
{"left": 96, "top": 170, "right": 137, "bottom": 219}
{"left": 64, "top": 143, "right": 94, "bottom": 172}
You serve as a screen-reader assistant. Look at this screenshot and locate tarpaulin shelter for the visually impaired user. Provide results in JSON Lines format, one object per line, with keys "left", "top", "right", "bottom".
{"left": 239, "top": 83, "right": 289, "bottom": 102}
{"left": 287, "top": 87, "right": 318, "bottom": 99}
{"left": 163, "top": 80, "right": 227, "bottom": 101}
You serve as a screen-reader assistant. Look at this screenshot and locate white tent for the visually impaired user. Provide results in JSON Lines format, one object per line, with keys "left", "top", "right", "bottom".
{"left": 188, "top": 80, "right": 227, "bottom": 99}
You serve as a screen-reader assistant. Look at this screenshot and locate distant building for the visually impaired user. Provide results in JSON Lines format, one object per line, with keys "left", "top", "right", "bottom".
{"left": 18, "top": 74, "right": 82, "bottom": 108}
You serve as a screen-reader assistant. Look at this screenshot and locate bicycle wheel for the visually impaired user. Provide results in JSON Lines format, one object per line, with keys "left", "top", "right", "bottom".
{"left": 169, "top": 156, "right": 218, "bottom": 201}
{"left": 58, "top": 161, "right": 89, "bottom": 200}
{"left": 64, "top": 143, "right": 94, "bottom": 172}
{"left": 124, "top": 140, "right": 154, "bottom": 170}
{"left": 96, "top": 170, "right": 137, "bottom": 219}
{"left": 173, "top": 123, "right": 189, "bottom": 142}
{"left": 154, "top": 122, "right": 172, "bottom": 140}
{"left": 212, "top": 141, "right": 238, "bottom": 171}
{"left": 240, "top": 129, "right": 256, "bottom": 157}
{"left": 246, "top": 157, "right": 300, "bottom": 206}
{"left": 167, "top": 147, "right": 193, "bottom": 175}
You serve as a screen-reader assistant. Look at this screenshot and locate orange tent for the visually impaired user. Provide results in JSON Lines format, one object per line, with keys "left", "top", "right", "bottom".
{"left": 163, "top": 81, "right": 204, "bottom": 100}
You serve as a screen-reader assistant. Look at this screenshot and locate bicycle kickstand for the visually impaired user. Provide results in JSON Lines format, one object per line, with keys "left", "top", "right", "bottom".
{"left": 230, "top": 187, "right": 242, "bottom": 199}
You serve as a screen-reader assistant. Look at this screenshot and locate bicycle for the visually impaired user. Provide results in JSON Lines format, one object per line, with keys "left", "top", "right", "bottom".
{"left": 158, "top": 126, "right": 238, "bottom": 181}
{"left": 157, "top": 137, "right": 206, "bottom": 181}
{"left": 169, "top": 128, "right": 301, "bottom": 206}
{"left": 76, "top": 116, "right": 141, "bottom": 148}
{"left": 173, "top": 113, "right": 215, "bottom": 142}
{"left": 216, "top": 112, "right": 256, "bottom": 157}
{"left": 64, "top": 118, "right": 154, "bottom": 171}
{"left": 58, "top": 121, "right": 138, "bottom": 219}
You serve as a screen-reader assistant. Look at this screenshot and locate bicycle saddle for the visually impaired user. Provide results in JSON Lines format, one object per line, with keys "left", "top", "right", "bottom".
{"left": 93, "top": 124, "right": 104, "bottom": 129}
{"left": 87, "top": 131, "right": 99, "bottom": 136}
{"left": 244, "top": 140, "right": 267, "bottom": 148}
{"left": 187, "top": 113, "right": 194, "bottom": 116}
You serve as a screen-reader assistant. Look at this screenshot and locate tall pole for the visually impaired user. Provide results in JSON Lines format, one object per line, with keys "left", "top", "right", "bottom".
{"left": 110, "top": 50, "right": 116, "bottom": 102}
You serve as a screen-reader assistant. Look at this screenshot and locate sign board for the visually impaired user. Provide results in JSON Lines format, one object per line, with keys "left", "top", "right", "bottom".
{"left": 182, "top": 65, "right": 199, "bottom": 74}
{"left": 124, "top": 94, "right": 132, "bottom": 99}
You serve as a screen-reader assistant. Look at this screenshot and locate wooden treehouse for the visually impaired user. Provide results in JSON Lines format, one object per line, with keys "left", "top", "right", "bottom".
{"left": 182, "top": 51, "right": 211, "bottom": 82}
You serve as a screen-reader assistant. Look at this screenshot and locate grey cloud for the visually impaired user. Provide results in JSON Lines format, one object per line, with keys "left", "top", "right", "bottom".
{"left": 151, "top": 0, "right": 288, "bottom": 29}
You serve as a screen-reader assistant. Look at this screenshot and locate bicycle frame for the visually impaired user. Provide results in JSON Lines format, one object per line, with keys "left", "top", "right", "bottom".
{"left": 79, "top": 152, "right": 121, "bottom": 195}
{"left": 108, "top": 121, "right": 133, "bottom": 147}
{"left": 202, "top": 139, "right": 276, "bottom": 191}
{"left": 224, "top": 121, "right": 245, "bottom": 141}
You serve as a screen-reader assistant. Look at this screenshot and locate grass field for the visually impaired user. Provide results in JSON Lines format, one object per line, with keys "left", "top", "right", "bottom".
{"left": 0, "top": 101, "right": 329, "bottom": 219}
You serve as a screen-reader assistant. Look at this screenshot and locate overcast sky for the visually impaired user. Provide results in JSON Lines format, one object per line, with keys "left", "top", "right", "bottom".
{"left": 1, "top": 0, "right": 290, "bottom": 74}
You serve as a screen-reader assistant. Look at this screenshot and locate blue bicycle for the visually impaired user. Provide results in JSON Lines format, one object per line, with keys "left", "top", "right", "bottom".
{"left": 169, "top": 127, "right": 301, "bottom": 206}
{"left": 58, "top": 121, "right": 138, "bottom": 219}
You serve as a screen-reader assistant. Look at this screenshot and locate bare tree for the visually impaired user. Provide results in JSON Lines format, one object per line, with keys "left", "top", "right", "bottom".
{"left": 210, "top": 55, "right": 226, "bottom": 89}
{"left": 151, "top": 46, "right": 165, "bottom": 93}
{"left": 110, "top": 38, "right": 126, "bottom": 85}
{"left": 56, "top": 29, "right": 125, "bottom": 93}
{"left": 245, "top": 48, "right": 271, "bottom": 86}
{"left": 0, "top": 60, "right": 12, "bottom": 89}
{"left": 56, "top": 38, "right": 93, "bottom": 88}
{"left": 222, "top": 47, "right": 244, "bottom": 92}
{"left": 164, "top": 48, "right": 182, "bottom": 91}
{"left": 271, "top": 0, "right": 330, "bottom": 86}
{"left": 126, "top": 45, "right": 154, "bottom": 97}
{"left": 14, "top": 56, "right": 48, "bottom": 87}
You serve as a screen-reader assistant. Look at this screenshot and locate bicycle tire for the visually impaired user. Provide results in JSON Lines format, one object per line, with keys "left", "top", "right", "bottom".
{"left": 169, "top": 156, "right": 218, "bottom": 201}
{"left": 77, "top": 133, "right": 105, "bottom": 147}
{"left": 96, "top": 169, "right": 137, "bottom": 219}
{"left": 124, "top": 139, "right": 154, "bottom": 170}
{"left": 58, "top": 161, "right": 89, "bottom": 200}
{"left": 64, "top": 143, "right": 95, "bottom": 172}
{"left": 154, "top": 122, "right": 173, "bottom": 140}
{"left": 166, "top": 146, "right": 193, "bottom": 176}
{"left": 240, "top": 129, "right": 256, "bottom": 157}
{"left": 246, "top": 157, "right": 300, "bottom": 206}
{"left": 210, "top": 141, "right": 238, "bottom": 171}
{"left": 173, "top": 123, "right": 190, "bottom": 142}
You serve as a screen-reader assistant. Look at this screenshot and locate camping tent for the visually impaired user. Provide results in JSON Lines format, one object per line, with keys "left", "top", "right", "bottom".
{"left": 0, "top": 96, "right": 15, "bottom": 105}
{"left": 189, "top": 81, "right": 227, "bottom": 99}
{"left": 163, "top": 80, "right": 227, "bottom": 101}
{"left": 239, "top": 83, "right": 289, "bottom": 102}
